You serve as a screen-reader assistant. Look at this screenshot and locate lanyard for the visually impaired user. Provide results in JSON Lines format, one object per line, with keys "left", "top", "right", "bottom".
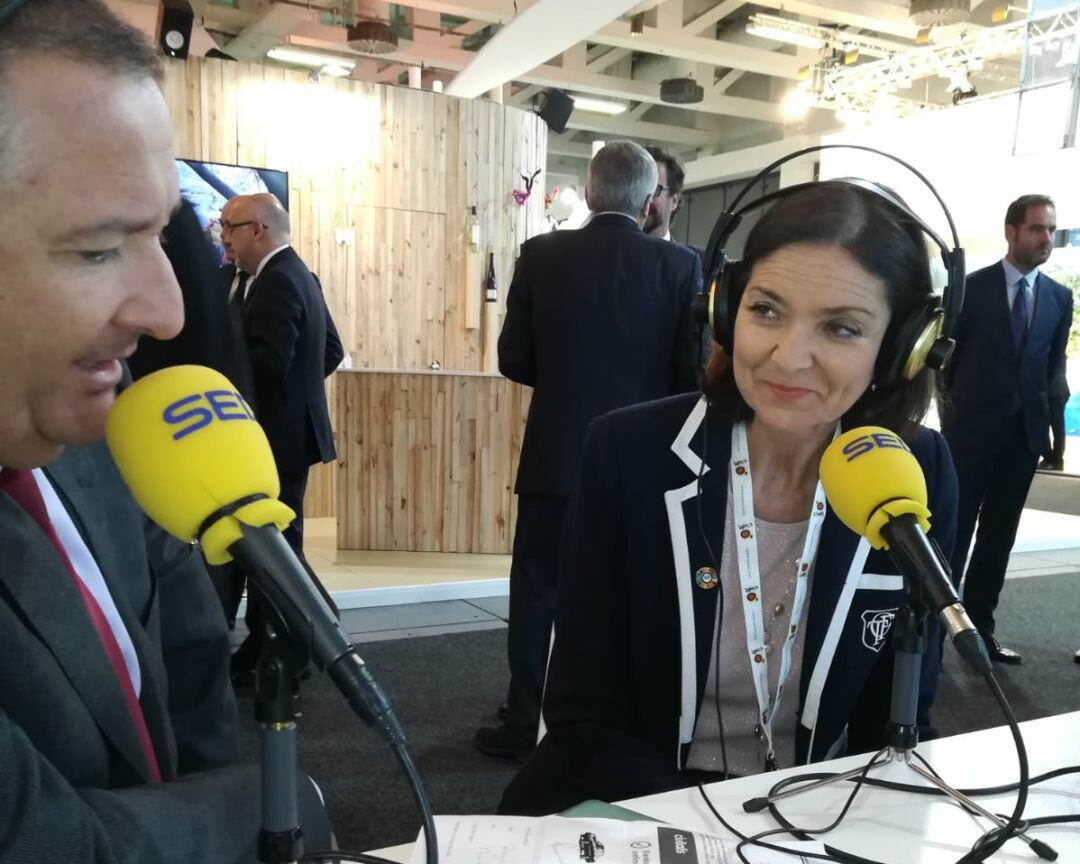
{"left": 730, "top": 420, "right": 831, "bottom": 770}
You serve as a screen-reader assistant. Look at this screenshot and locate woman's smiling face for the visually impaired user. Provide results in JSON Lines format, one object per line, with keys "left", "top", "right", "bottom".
{"left": 732, "top": 243, "right": 892, "bottom": 436}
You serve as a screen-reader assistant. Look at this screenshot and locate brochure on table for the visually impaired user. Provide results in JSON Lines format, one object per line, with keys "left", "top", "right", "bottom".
{"left": 406, "top": 815, "right": 825, "bottom": 863}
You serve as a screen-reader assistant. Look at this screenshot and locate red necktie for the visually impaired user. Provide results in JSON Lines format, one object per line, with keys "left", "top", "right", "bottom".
{"left": 0, "top": 468, "right": 162, "bottom": 783}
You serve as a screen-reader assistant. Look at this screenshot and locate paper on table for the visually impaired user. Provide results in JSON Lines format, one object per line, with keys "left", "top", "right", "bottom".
{"left": 406, "top": 815, "right": 825, "bottom": 864}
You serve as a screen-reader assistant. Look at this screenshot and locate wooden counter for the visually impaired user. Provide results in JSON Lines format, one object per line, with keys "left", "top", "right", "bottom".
{"left": 335, "top": 369, "right": 531, "bottom": 553}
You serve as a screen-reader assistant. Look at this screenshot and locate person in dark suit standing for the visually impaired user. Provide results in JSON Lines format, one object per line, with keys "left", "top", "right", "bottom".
{"left": 127, "top": 199, "right": 249, "bottom": 388}
{"left": 646, "top": 145, "right": 709, "bottom": 368}
{"left": 644, "top": 145, "right": 702, "bottom": 257}
{"left": 129, "top": 199, "right": 256, "bottom": 629}
{"left": 942, "top": 195, "right": 1073, "bottom": 664}
{"left": 474, "top": 141, "right": 702, "bottom": 760}
{"left": 222, "top": 192, "right": 344, "bottom": 682}
{"left": 0, "top": 1, "right": 330, "bottom": 859}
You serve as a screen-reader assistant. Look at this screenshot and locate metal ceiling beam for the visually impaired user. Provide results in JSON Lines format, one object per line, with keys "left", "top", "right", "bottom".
{"left": 683, "top": 0, "right": 745, "bottom": 36}
{"left": 444, "top": 0, "right": 644, "bottom": 97}
{"left": 587, "top": 47, "right": 632, "bottom": 71}
{"left": 547, "top": 136, "right": 594, "bottom": 158}
{"left": 287, "top": 31, "right": 783, "bottom": 122}
{"left": 749, "top": 0, "right": 921, "bottom": 40}
{"left": 223, "top": 3, "right": 311, "bottom": 61}
{"left": 590, "top": 19, "right": 803, "bottom": 78}
{"left": 565, "top": 112, "right": 717, "bottom": 146}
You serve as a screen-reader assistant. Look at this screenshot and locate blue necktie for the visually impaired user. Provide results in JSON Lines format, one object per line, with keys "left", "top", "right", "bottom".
{"left": 1011, "top": 276, "right": 1029, "bottom": 350}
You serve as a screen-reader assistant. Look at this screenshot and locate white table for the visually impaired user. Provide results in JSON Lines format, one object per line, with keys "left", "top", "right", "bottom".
{"left": 371, "top": 711, "right": 1080, "bottom": 863}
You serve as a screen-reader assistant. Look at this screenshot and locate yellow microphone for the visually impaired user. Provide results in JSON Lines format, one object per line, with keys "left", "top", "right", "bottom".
{"left": 818, "top": 427, "right": 930, "bottom": 550}
{"left": 819, "top": 426, "right": 990, "bottom": 672}
{"left": 105, "top": 365, "right": 292, "bottom": 565}
{"left": 106, "top": 366, "right": 404, "bottom": 740}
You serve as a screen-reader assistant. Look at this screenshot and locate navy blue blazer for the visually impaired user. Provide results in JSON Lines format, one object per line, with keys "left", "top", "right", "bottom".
{"left": 242, "top": 247, "right": 340, "bottom": 477}
{"left": 500, "top": 394, "right": 958, "bottom": 815}
{"left": 499, "top": 213, "right": 703, "bottom": 497}
{"left": 942, "top": 261, "right": 1072, "bottom": 456}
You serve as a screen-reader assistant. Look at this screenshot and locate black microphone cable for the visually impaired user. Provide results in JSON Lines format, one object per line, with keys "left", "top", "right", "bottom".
{"left": 696, "top": 666, "right": 1067, "bottom": 863}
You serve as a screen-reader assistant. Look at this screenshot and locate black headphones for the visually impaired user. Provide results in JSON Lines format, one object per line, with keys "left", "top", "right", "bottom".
{"left": 693, "top": 144, "right": 966, "bottom": 389}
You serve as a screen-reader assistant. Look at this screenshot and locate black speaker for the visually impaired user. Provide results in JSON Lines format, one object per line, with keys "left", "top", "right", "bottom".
{"left": 536, "top": 90, "right": 574, "bottom": 134}
{"left": 158, "top": 0, "right": 194, "bottom": 59}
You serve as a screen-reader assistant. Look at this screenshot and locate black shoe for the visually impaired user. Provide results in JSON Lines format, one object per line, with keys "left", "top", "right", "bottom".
{"left": 474, "top": 725, "right": 533, "bottom": 762}
{"left": 982, "top": 633, "right": 1022, "bottom": 665}
{"left": 496, "top": 704, "right": 509, "bottom": 722}
{"left": 1039, "top": 459, "right": 1065, "bottom": 471}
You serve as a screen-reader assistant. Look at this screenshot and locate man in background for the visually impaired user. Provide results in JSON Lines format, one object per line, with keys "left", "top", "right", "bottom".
{"left": 942, "top": 194, "right": 1073, "bottom": 665}
{"left": 475, "top": 141, "right": 702, "bottom": 760}
{"left": 644, "top": 146, "right": 700, "bottom": 255}
{"left": 646, "top": 146, "right": 709, "bottom": 365}
{"left": 223, "top": 192, "right": 343, "bottom": 685}
{"left": 0, "top": 1, "right": 329, "bottom": 859}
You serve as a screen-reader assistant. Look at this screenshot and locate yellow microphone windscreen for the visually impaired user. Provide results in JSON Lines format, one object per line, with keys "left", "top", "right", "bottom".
{"left": 818, "top": 426, "right": 931, "bottom": 549}
{"left": 105, "top": 365, "right": 294, "bottom": 564}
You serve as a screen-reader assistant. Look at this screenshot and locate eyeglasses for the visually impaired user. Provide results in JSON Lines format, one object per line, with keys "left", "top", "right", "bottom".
{"left": 220, "top": 219, "right": 265, "bottom": 233}
{"left": 654, "top": 184, "right": 669, "bottom": 197}
{"left": 0, "top": 0, "right": 32, "bottom": 27}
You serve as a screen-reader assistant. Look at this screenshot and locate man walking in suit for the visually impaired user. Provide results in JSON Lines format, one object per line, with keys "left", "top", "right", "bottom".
{"left": 0, "top": 1, "right": 330, "bottom": 860}
{"left": 942, "top": 194, "right": 1073, "bottom": 664}
{"left": 474, "top": 141, "right": 702, "bottom": 759}
{"left": 222, "top": 193, "right": 344, "bottom": 683}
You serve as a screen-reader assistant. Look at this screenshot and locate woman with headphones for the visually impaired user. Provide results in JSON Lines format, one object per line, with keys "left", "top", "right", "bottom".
{"left": 498, "top": 170, "right": 962, "bottom": 816}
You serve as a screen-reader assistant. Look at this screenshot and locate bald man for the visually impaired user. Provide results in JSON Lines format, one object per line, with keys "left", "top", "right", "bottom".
{"left": 223, "top": 193, "right": 343, "bottom": 684}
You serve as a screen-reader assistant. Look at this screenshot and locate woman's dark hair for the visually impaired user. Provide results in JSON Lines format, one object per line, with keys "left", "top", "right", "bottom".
{"left": 701, "top": 181, "right": 937, "bottom": 440}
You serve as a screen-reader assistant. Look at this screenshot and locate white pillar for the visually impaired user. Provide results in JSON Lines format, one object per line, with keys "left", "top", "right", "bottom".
{"left": 408, "top": 66, "right": 422, "bottom": 89}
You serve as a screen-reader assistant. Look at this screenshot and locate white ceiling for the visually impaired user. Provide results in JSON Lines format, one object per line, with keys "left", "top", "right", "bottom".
{"left": 115, "top": 0, "right": 1033, "bottom": 165}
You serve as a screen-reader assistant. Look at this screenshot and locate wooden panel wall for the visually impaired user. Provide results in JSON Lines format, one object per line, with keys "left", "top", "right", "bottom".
{"left": 161, "top": 58, "right": 547, "bottom": 519}
{"left": 336, "top": 371, "right": 531, "bottom": 553}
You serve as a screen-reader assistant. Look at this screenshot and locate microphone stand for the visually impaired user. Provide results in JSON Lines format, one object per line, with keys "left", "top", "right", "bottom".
{"left": 254, "top": 607, "right": 309, "bottom": 864}
{"left": 743, "top": 588, "right": 1049, "bottom": 856}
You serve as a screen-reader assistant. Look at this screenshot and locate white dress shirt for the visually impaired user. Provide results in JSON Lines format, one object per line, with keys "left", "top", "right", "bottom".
{"left": 28, "top": 468, "right": 141, "bottom": 694}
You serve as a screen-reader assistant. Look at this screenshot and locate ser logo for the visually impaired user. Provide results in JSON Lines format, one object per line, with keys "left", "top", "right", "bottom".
{"left": 163, "top": 390, "right": 256, "bottom": 441}
{"left": 842, "top": 431, "right": 910, "bottom": 462}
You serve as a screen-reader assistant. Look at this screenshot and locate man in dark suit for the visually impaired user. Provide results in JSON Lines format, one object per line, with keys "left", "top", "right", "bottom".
{"left": 128, "top": 199, "right": 251, "bottom": 395}
{"left": 223, "top": 193, "right": 344, "bottom": 681}
{"left": 130, "top": 200, "right": 256, "bottom": 629}
{"left": 646, "top": 146, "right": 709, "bottom": 369}
{"left": 644, "top": 145, "right": 702, "bottom": 257}
{"left": 0, "top": 2, "right": 330, "bottom": 859}
{"left": 474, "top": 141, "right": 702, "bottom": 760}
{"left": 942, "top": 194, "right": 1073, "bottom": 664}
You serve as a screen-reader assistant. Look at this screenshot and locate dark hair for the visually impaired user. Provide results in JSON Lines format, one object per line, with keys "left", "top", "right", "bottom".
{"left": 645, "top": 146, "right": 686, "bottom": 197}
{"left": 0, "top": 0, "right": 162, "bottom": 178}
{"left": 1005, "top": 194, "right": 1054, "bottom": 229}
{"left": 702, "top": 182, "right": 937, "bottom": 440}
{"left": 0, "top": 0, "right": 160, "bottom": 77}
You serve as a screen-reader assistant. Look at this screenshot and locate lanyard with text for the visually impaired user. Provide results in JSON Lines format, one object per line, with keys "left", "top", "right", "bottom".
{"left": 730, "top": 420, "right": 832, "bottom": 771}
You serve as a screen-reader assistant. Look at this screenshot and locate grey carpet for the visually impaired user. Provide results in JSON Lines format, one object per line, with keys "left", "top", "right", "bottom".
{"left": 234, "top": 570, "right": 1080, "bottom": 854}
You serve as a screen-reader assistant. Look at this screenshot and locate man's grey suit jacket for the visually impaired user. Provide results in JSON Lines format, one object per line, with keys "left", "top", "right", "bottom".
{"left": 0, "top": 441, "right": 299, "bottom": 863}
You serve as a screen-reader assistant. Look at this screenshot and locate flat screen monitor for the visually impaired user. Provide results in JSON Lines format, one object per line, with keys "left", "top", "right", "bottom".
{"left": 176, "top": 159, "right": 289, "bottom": 266}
